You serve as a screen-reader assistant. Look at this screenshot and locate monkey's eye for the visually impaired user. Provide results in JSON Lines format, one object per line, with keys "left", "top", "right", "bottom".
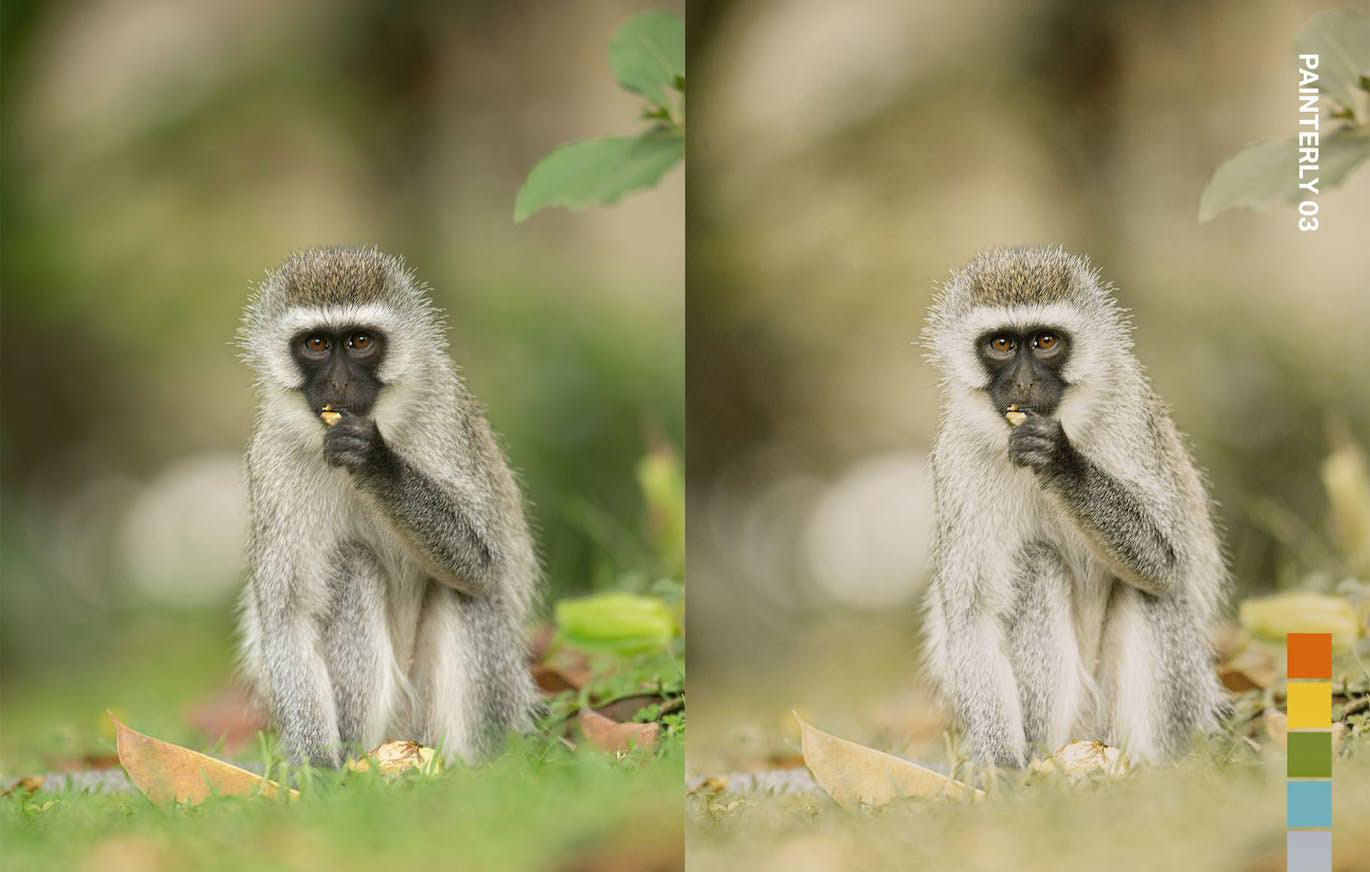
{"left": 348, "top": 332, "right": 376, "bottom": 353}
{"left": 1034, "top": 333, "right": 1059, "bottom": 351}
{"left": 303, "top": 335, "right": 331, "bottom": 355}
{"left": 989, "top": 335, "right": 1016, "bottom": 354}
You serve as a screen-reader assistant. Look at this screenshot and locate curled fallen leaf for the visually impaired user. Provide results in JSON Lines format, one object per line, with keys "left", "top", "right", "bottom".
{"left": 112, "top": 713, "right": 295, "bottom": 807}
{"left": 578, "top": 709, "right": 660, "bottom": 754}
{"left": 795, "top": 712, "right": 979, "bottom": 809}
{"left": 346, "top": 740, "right": 443, "bottom": 777}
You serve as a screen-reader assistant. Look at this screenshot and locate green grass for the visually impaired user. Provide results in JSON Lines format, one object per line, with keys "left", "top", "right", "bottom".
{"left": 685, "top": 653, "right": 1370, "bottom": 872}
{"left": 5, "top": 740, "right": 683, "bottom": 872}
{"left": 1, "top": 602, "right": 686, "bottom": 872}
{"left": 687, "top": 744, "right": 1369, "bottom": 872}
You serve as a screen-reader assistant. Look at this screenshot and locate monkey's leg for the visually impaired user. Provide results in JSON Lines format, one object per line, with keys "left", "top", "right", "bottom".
{"left": 321, "top": 545, "right": 400, "bottom": 756}
{"left": 937, "top": 586, "right": 1028, "bottom": 766}
{"left": 1097, "top": 585, "right": 1222, "bottom": 763}
{"left": 249, "top": 586, "right": 342, "bottom": 766}
{"left": 408, "top": 583, "right": 539, "bottom": 764}
{"left": 1095, "top": 585, "right": 1167, "bottom": 763}
{"left": 1005, "top": 545, "right": 1088, "bottom": 758}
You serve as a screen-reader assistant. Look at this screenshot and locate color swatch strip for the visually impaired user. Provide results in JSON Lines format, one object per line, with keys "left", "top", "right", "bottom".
{"left": 1286, "top": 633, "right": 1332, "bottom": 872}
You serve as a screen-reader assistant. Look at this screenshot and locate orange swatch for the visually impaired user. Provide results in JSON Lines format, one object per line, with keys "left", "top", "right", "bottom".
{"left": 1288, "top": 633, "right": 1331, "bottom": 679}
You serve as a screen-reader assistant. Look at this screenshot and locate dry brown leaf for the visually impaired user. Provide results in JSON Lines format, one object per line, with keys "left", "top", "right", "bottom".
{"left": 1217, "top": 640, "right": 1278, "bottom": 691}
{"left": 53, "top": 753, "right": 121, "bottom": 773}
{"left": 687, "top": 775, "right": 730, "bottom": 795}
{"left": 795, "top": 712, "right": 980, "bottom": 809}
{"left": 595, "top": 694, "right": 675, "bottom": 724}
{"left": 531, "top": 661, "right": 594, "bottom": 694}
{"left": 578, "top": 709, "right": 660, "bottom": 754}
{"left": 1, "top": 775, "right": 45, "bottom": 796}
{"left": 345, "top": 740, "right": 443, "bottom": 777}
{"left": 1030, "top": 740, "right": 1129, "bottom": 778}
{"left": 1219, "top": 663, "right": 1276, "bottom": 692}
{"left": 112, "top": 712, "right": 296, "bottom": 807}
{"left": 765, "top": 752, "right": 806, "bottom": 770}
{"left": 186, "top": 686, "right": 267, "bottom": 755}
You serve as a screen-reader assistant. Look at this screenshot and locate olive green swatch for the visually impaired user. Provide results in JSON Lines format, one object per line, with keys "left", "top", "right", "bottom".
{"left": 1287, "top": 732, "right": 1332, "bottom": 778}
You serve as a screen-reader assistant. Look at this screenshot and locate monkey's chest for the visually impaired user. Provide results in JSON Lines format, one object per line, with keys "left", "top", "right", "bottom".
{"left": 1010, "top": 532, "right": 1114, "bottom": 674}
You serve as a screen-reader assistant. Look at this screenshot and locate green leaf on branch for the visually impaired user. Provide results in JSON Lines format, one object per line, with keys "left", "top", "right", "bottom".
{"left": 514, "top": 131, "right": 683, "bottom": 222}
{"left": 1295, "top": 9, "right": 1370, "bottom": 123}
{"left": 1198, "top": 126, "right": 1370, "bottom": 223}
{"left": 609, "top": 10, "right": 686, "bottom": 111}
{"left": 555, "top": 592, "right": 676, "bottom": 656}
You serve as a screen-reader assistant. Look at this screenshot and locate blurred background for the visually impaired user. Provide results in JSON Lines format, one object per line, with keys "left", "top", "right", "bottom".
{"left": 686, "top": 0, "right": 1370, "bottom": 773}
{"left": 0, "top": 0, "right": 683, "bottom": 767}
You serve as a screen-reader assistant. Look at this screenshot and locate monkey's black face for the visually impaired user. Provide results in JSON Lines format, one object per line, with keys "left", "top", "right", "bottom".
{"left": 976, "top": 328, "right": 1071, "bottom": 416}
{"left": 291, "top": 327, "right": 387, "bottom": 416}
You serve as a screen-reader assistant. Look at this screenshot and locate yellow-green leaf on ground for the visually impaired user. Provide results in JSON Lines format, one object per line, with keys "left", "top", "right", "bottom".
{"left": 112, "top": 713, "right": 296, "bottom": 807}
{"left": 1238, "top": 591, "right": 1361, "bottom": 648}
{"left": 795, "top": 712, "right": 980, "bottom": 809}
{"left": 555, "top": 591, "right": 676, "bottom": 655}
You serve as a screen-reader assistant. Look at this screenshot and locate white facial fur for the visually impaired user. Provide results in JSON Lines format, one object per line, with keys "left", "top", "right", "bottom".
{"left": 245, "top": 300, "right": 443, "bottom": 445}
{"left": 927, "top": 297, "right": 1132, "bottom": 447}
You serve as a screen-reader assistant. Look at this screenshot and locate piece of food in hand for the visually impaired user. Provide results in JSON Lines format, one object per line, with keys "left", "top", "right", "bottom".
{"left": 345, "top": 740, "right": 443, "bottom": 777}
{"left": 1005, "top": 404, "right": 1028, "bottom": 427}
{"left": 320, "top": 404, "right": 343, "bottom": 427}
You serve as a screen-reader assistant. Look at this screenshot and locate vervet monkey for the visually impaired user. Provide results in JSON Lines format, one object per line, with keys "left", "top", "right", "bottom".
{"left": 922, "top": 246, "right": 1225, "bottom": 766}
{"left": 238, "top": 246, "right": 539, "bottom": 766}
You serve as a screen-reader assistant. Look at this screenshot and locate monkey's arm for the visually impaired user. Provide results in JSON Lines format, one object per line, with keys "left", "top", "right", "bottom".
{"left": 324, "top": 415, "right": 501, "bottom": 596}
{"left": 1008, "top": 416, "right": 1179, "bottom": 596}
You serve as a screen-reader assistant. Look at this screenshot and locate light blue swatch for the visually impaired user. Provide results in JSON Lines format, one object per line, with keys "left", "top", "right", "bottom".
{"left": 1287, "top": 781, "right": 1332, "bottom": 828}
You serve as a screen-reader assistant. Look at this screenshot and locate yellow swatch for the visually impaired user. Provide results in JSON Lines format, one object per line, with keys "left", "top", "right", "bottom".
{"left": 1286, "top": 682, "right": 1331, "bottom": 729}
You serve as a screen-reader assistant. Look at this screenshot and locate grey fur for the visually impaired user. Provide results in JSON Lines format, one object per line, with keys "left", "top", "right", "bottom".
{"left": 237, "top": 246, "right": 540, "bottom": 766}
{"left": 922, "top": 246, "right": 1226, "bottom": 766}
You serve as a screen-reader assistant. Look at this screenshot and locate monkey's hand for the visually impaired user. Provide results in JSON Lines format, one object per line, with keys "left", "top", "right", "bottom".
{"left": 323, "top": 414, "right": 392, "bottom": 477}
{"left": 1007, "top": 414, "right": 1079, "bottom": 480}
